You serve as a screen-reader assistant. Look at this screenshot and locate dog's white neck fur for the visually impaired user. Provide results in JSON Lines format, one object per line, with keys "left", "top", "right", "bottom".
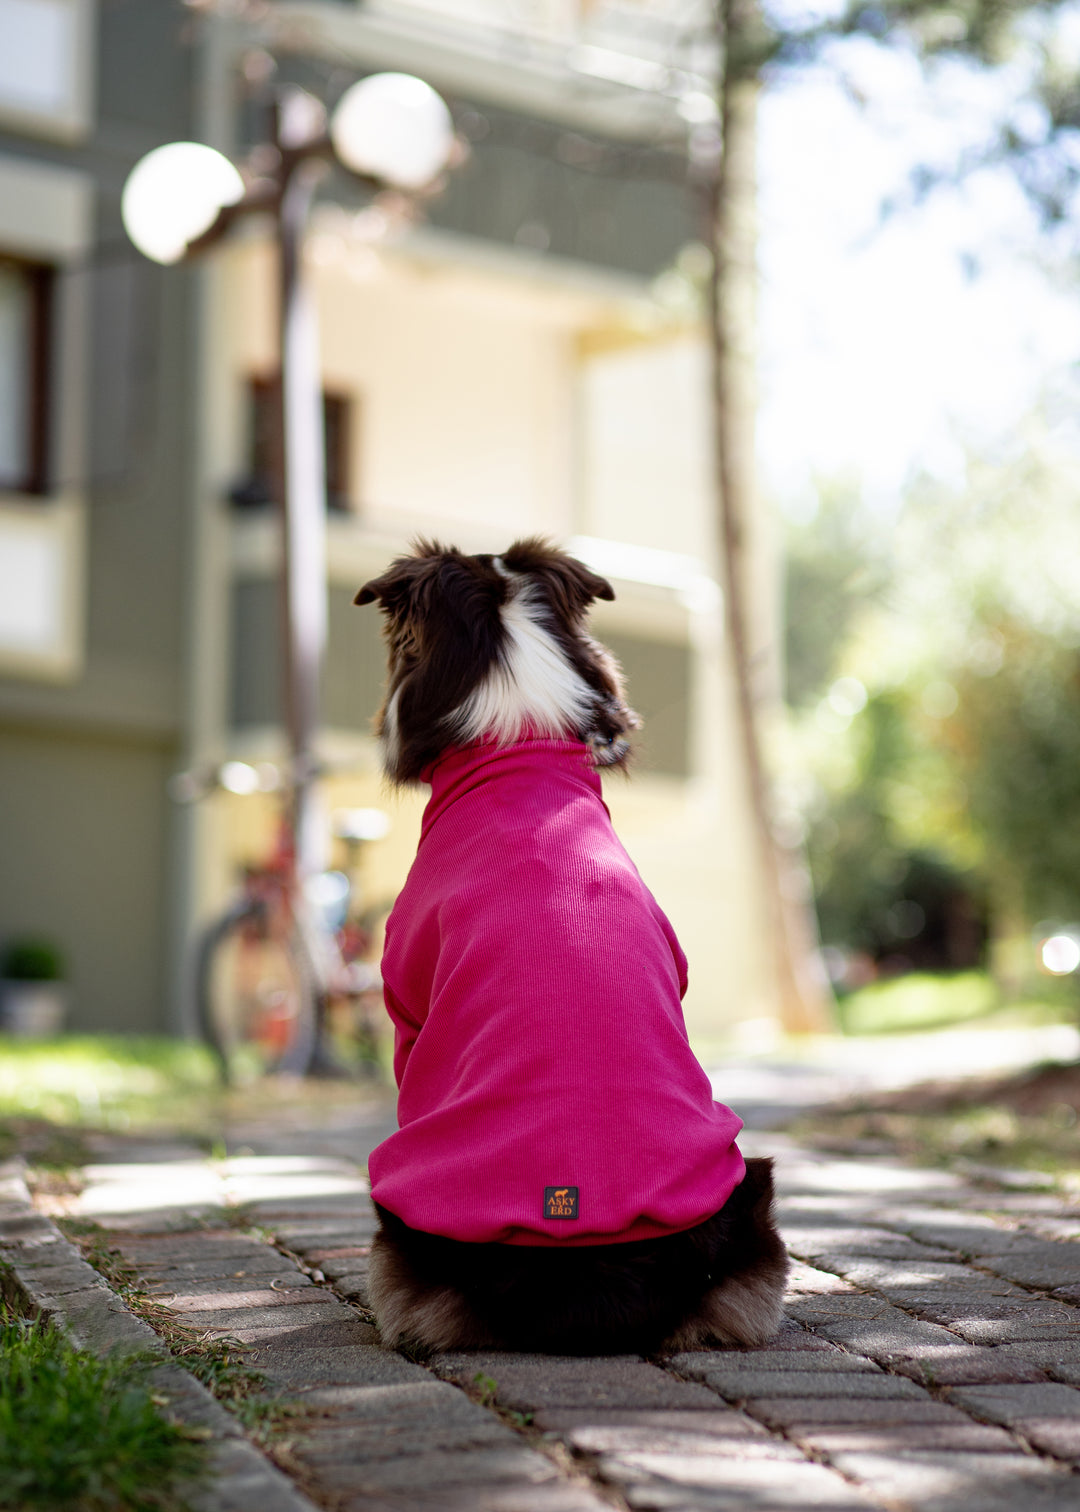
{"left": 453, "top": 575, "right": 595, "bottom": 746}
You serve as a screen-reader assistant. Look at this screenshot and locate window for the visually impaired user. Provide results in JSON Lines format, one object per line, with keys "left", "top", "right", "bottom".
{"left": 230, "top": 375, "right": 355, "bottom": 513}
{"left": 0, "top": 256, "right": 52, "bottom": 496}
{"left": 0, "top": 0, "right": 94, "bottom": 141}
{"left": 322, "top": 391, "right": 352, "bottom": 513}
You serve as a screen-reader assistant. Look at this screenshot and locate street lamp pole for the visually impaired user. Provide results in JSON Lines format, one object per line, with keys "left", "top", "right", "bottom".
{"left": 122, "top": 71, "right": 456, "bottom": 1067}
{"left": 275, "top": 98, "right": 331, "bottom": 882}
{"left": 122, "top": 73, "right": 457, "bottom": 892}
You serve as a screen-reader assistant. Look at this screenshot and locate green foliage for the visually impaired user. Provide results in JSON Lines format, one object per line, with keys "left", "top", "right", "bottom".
{"left": 783, "top": 498, "right": 968, "bottom": 965}
{"left": 770, "top": 0, "right": 1069, "bottom": 81}
{"left": 942, "top": 619, "right": 1080, "bottom": 920}
{"left": 780, "top": 495, "right": 883, "bottom": 707}
{"left": 1, "top": 938, "right": 64, "bottom": 982}
{"left": 758, "top": 0, "right": 1080, "bottom": 243}
{"left": 0, "top": 1310, "right": 205, "bottom": 1510}
{"left": 785, "top": 434, "right": 1080, "bottom": 971}
{"left": 804, "top": 689, "right": 987, "bottom": 962}
{"left": 783, "top": 489, "right": 890, "bottom": 709}
{"left": 892, "top": 460, "right": 1080, "bottom": 931}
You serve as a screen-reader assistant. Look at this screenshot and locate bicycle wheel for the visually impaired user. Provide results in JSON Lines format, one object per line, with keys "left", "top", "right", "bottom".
{"left": 194, "top": 898, "right": 319, "bottom": 1083}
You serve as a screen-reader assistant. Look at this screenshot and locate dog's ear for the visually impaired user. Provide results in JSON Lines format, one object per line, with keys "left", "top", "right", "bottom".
{"left": 501, "top": 537, "right": 615, "bottom": 611}
{"left": 353, "top": 560, "right": 421, "bottom": 609}
{"left": 354, "top": 540, "right": 456, "bottom": 608}
{"left": 354, "top": 578, "right": 386, "bottom": 606}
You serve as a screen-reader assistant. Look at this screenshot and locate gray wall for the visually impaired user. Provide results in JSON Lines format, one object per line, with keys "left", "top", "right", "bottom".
{"left": 0, "top": 0, "right": 201, "bottom": 733}
{"left": 0, "top": 726, "right": 173, "bottom": 1032}
{"left": 431, "top": 103, "right": 697, "bottom": 280}
{"left": 229, "top": 580, "right": 387, "bottom": 736}
{"left": 605, "top": 631, "right": 691, "bottom": 779}
{"left": 0, "top": 0, "right": 199, "bottom": 1031}
{"left": 257, "top": 66, "right": 698, "bottom": 282}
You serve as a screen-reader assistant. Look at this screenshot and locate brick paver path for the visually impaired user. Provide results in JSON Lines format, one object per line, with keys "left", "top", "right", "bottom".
{"left": 4, "top": 1068, "right": 1080, "bottom": 1511}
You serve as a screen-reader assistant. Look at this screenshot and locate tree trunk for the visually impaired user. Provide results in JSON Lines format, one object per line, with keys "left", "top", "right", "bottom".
{"left": 709, "top": 0, "right": 834, "bottom": 1033}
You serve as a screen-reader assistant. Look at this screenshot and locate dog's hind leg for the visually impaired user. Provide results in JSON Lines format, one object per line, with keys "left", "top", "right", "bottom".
{"left": 663, "top": 1268, "right": 787, "bottom": 1350}
{"left": 661, "top": 1156, "right": 790, "bottom": 1351}
{"left": 368, "top": 1231, "right": 496, "bottom": 1353}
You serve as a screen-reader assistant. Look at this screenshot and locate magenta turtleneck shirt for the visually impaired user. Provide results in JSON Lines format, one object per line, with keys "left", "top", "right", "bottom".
{"left": 367, "top": 736, "right": 746, "bottom": 1246}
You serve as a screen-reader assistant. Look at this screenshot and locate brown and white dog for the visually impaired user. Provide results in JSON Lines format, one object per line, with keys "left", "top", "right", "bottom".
{"left": 354, "top": 537, "right": 788, "bottom": 1356}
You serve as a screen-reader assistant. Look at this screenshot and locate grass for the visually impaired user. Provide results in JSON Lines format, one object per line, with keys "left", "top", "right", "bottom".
{"left": 0, "top": 1307, "right": 207, "bottom": 1511}
{"left": 0, "top": 1037, "right": 220, "bottom": 1138}
{"left": 469, "top": 1371, "right": 534, "bottom": 1430}
{"left": 0, "top": 1034, "right": 395, "bottom": 1169}
{"left": 688, "top": 972, "right": 1079, "bottom": 1066}
{"left": 0, "top": 1038, "right": 368, "bottom": 1499}
{"left": 58, "top": 1221, "right": 297, "bottom": 1447}
{"left": 835, "top": 970, "right": 1000, "bottom": 1035}
{"left": 795, "top": 1101, "right": 1080, "bottom": 1187}
{"left": 793, "top": 1048, "right": 1080, "bottom": 1192}
{"left": 834, "top": 970, "right": 1079, "bottom": 1037}
{"left": 695, "top": 969, "right": 1080, "bottom": 1190}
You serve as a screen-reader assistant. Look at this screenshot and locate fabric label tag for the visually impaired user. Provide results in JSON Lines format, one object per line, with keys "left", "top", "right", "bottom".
{"left": 544, "top": 1186, "right": 579, "bottom": 1220}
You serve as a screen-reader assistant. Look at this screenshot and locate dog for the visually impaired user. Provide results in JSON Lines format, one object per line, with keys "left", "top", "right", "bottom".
{"left": 354, "top": 537, "right": 788, "bottom": 1355}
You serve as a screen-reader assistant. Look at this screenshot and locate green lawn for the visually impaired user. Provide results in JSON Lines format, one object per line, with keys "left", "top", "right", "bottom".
{"left": 0, "top": 1036, "right": 220, "bottom": 1139}
{"left": 836, "top": 970, "right": 1078, "bottom": 1036}
{"left": 0, "top": 1033, "right": 394, "bottom": 1168}
{"left": 0, "top": 1309, "right": 206, "bottom": 1511}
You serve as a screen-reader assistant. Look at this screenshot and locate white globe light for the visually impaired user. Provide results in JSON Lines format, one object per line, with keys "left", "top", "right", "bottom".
{"left": 122, "top": 142, "right": 245, "bottom": 264}
{"left": 220, "top": 761, "right": 261, "bottom": 795}
{"left": 331, "top": 73, "right": 454, "bottom": 190}
{"left": 1041, "top": 934, "right": 1080, "bottom": 975}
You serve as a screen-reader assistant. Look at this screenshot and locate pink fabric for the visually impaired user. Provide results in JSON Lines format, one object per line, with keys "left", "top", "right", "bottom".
{"left": 368, "top": 736, "right": 746, "bottom": 1245}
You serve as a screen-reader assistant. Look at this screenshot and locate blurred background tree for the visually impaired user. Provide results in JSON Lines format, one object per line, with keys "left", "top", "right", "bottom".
{"left": 708, "top": 0, "right": 1080, "bottom": 1032}
{"left": 783, "top": 421, "right": 1080, "bottom": 1010}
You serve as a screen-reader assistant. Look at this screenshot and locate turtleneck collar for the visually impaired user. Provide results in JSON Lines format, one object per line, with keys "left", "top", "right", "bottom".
{"left": 418, "top": 736, "right": 603, "bottom": 846}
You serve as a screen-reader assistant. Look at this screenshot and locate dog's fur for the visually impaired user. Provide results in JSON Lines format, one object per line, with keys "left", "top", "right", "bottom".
{"left": 367, "top": 1156, "right": 787, "bottom": 1356}
{"left": 354, "top": 537, "right": 640, "bottom": 785}
{"left": 355, "top": 537, "right": 789, "bottom": 1354}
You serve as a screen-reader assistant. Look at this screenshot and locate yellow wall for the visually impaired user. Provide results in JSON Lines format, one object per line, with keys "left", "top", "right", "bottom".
{"left": 578, "top": 334, "right": 713, "bottom": 559}
{"left": 220, "top": 237, "right": 578, "bottom": 541}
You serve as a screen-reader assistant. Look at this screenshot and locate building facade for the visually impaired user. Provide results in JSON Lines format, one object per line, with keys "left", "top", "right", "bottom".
{"left": 0, "top": 0, "right": 778, "bottom": 1042}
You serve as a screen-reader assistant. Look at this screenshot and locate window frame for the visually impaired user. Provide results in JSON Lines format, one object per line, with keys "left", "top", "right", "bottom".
{"left": 231, "top": 373, "right": 356, "bottom": 514}
{"left": 0, "top": 254, "right": 54, "bottom": 498}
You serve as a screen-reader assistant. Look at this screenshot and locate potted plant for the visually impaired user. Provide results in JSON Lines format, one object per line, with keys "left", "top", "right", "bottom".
{"left": 0, "top": 937, "right": 68, "bottom": 1037}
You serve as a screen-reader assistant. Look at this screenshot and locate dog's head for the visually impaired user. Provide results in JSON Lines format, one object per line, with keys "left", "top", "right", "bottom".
{"left": 355, "top": 537, "right": 641, "bottom": 785}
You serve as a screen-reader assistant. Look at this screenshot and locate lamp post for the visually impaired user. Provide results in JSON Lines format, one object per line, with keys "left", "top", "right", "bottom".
{"left": 122, "top": 73, "right": 455, "bottom": 882}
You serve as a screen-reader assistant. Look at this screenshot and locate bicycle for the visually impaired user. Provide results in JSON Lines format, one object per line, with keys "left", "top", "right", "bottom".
{"left": 171, "top": 760, "right": 392, "bottom": 1084}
